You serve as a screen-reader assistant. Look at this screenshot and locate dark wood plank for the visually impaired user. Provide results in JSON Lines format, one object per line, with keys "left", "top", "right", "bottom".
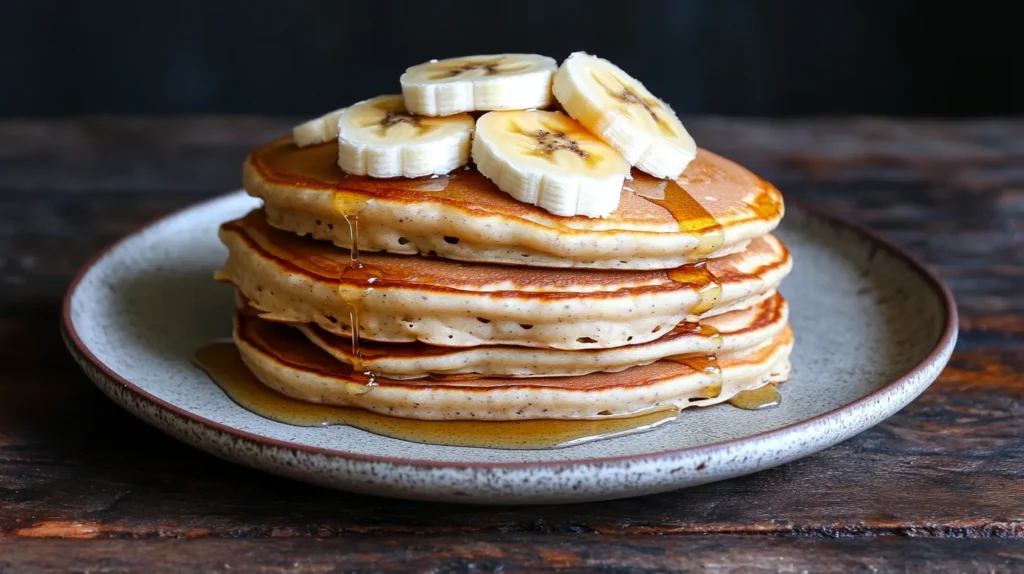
{"left": 3, "top": 536, "right": 1023, "bottom": 574}
{"left": 0, "top": 118, "right": 283, "bottom": 192}
{"left": 2, "top": 117, "right": 1022, "bottom": 190}
{"left": 0, "top": 330, "right": 1020, "bottom": 539}
{"left": 0, "top": 118, "right": 1021, "bottom": 569}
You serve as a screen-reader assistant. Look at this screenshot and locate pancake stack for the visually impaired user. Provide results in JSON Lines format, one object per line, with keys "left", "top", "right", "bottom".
{"left": 215, "top": 52, "right": 793, "bottom": 422}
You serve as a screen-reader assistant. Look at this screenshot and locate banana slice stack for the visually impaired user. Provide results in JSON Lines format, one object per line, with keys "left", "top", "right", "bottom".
{"left": 292, "top": 51, "right": 696, "bottom": 217}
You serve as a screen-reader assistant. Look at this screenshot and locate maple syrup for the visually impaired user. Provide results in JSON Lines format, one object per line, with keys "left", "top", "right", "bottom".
{"left": 669, "top": 353, "right": 724, "bottom": 400}
{"left": 332, "top": 192, "right": 379, "bottom": 390}
{"left": 665, "top": 264, "right": 722, "bottom": 393}
{"left": 636, "top": 178, "right": 725, "bottom": 258}
{"left": 193, "top": 342, "right": 681, "bottom": 450}
{"left": 728, "top": 384, "right": 781, "bottom": 410}
{"left": 637, "top": 175, "right": 723, "bottom": 317}
{"left": 667, "top": 261, "right": 721, "bottom": 316}
{"left": 334, "top": 193, "right": 370, "bottom": 260}
{"left": 342, "top": 214, "right": 360, "bottom": 262}
{"left": 251, "top": 140, "right": 782, "bottom": 244}
{"left": 646, "top": 178, "right": 726, "bottom": 397}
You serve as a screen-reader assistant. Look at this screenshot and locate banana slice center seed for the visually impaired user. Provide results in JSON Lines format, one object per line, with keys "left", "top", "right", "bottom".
{"left": 533, "top": 130, "right": 589, "bottom": 161}
{"left": 593, "top": 72, "right": 677, "bottom": 138}
{"left": 510, "top": 120, "right": 605, "bottom": 167}
{"left": 426, "top": 57, "right": 530, "bottom": 80}
{"left": 358, "top": 109, "right": 438, "bottom": 137}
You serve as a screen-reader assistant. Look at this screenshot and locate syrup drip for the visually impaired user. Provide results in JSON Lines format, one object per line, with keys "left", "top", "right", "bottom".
{"left": 638, "top": 178, "right": 725, "bottom": 259}
{"left": 335, "top": 194, "right": 376, "bottom": 392}
{"left": 665, "top": 322, "right": 725, "bottom": 399}
{"left": 652, "top": 178, "right": 724, "bottom": 315}
{"left": 695, "top": 322, "right": 724, "bottom": 347}
{"left": 338, "top": 263, "right": 382, "bottom": 393}
{"left": 728, "top": 384, "right": 782, "bottom": 410}
{"left": 343, "top": 213, "right": 360, "bottom": 263}
{"left": 334, "top": 191, "right": 370, "bottom": 254}
{"left": 649, "top": 178, "right": 727, "bottom": 399}
{"left": 669, "top": 353, "right": 724, "bottom": 400}
{"left": 667, "top": 261, "right": 722, "bottom": 316}
{"left": 192, "top": 342, "right": 682, "bottom": 450}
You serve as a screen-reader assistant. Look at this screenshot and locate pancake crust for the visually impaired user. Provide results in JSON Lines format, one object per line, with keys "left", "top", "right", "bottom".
{"left": 245, "top": 138, "right": 784, "bottom": 269}
{"left": 217, "top": 210, "right": 792, "bottom": 349}
{"left": 295, "top": 292, "right": 789, "bottom": 379}
{"left": 235, "top": 311, "right": 794, "bottom": 420}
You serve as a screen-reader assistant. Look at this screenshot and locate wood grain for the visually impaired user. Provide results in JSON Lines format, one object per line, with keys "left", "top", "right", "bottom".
{"left": 2, "top": 537, "right": 1023, "bottom": 573}
{"left": 0, "top": 118, "right": 1021, "bottom": 571}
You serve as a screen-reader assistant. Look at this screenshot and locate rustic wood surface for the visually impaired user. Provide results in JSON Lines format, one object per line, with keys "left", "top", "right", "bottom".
{"left": 0, "top": 118, "right": 1021, "bottom": 573}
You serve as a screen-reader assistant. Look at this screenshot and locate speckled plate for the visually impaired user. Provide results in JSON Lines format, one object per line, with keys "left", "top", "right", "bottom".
{"left": 62, "top": 192, "right": 957, "bottom": 504}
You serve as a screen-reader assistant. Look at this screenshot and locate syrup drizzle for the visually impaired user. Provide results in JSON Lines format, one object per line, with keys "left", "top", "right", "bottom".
{"left": 192, "top": 341, "right": 682, "bottom": 450}
{"left": 668, "top": 323, "right": 724, "bottom": 399}
{"left": 728, "top": 384, "right": 782, "bottom": 410}
{"left": 650, "top": 181, "right": 788, "bottom": 411}
{"left": 647, "top": 178, "right": 727, "bottom": 395}
{"left": 335, "top": 193, "right": 377, "bottom": 392}
{"left": 667, "top": 261, "right": 721, "bottom": 316}
{"left": 338, "top": 263, "right": 382, "bottom": 392}
{"left": 638, "top": 178, "right": 725, "bottom": 259}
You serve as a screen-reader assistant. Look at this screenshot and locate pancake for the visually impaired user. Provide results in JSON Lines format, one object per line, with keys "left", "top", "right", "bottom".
{"left": 217, "top": 210, "right": 792, "bottom": 350}
{"left": 235, "top": 311, "right": 794, "bottom": 421}
{"left": 244, "top": 138, "right": 784, "bottom": 269}
{"left": 295, "top": 292, "right": 789, "bottom": 379}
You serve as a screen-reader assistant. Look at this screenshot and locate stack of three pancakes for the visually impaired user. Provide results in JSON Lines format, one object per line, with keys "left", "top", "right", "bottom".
{"left": 215, "top": 138, "right": 793, "bottom": 421}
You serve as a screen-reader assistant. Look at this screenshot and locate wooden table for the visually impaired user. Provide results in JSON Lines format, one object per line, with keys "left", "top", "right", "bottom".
{"left": 1, "top": 118, "right": 1021, "bottom": 573}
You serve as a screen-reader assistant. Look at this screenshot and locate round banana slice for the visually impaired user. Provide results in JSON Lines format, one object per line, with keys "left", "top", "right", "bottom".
{"left": 472, "top": 110, "right": 630, "bottom": 218}
{"left": 553, "top": 52, "right": 696, "bottom": 179}
{"left": 401, "top": 54, "right": 556, "bottom": 116}
{"left": 336, "top": 95, "right": 474, "bottom": 178}
{"left": 292, "top": 107, "right": 346, "bottom": 147}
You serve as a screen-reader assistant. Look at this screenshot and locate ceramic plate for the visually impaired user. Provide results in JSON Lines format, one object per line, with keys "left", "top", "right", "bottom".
{"left": 63, "top": 192, "right": 957, "bottom": 504}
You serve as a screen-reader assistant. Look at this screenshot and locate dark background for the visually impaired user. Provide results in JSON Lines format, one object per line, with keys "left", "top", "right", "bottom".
{"left": 2, "top": 0, "right": 1021, "bottom": 117}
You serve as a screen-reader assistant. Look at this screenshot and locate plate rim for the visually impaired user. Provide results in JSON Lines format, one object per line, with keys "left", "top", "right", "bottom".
{"left": 61, "top": 191, "right": 959, "bottom": 470}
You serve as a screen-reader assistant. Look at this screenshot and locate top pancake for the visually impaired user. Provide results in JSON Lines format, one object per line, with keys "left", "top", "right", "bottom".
{"left": 244, "top": 138, "right": 784, "bottom": 269}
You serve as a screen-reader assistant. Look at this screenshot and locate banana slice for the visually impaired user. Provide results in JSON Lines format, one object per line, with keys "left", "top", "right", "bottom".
{"left": 293, "top": 107, "right": 346, "bottom": 147}
{"left": 401, "top": 54, "right": 556, "bottom": 116}
{"left": 472, "top": 110, "right": 630, "bottom": 218}
{"left": 336, "top": 95, "right": 474, "bottom": 178}
{"left": 553, "top": 52, "right": 696, "bottom": 179}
